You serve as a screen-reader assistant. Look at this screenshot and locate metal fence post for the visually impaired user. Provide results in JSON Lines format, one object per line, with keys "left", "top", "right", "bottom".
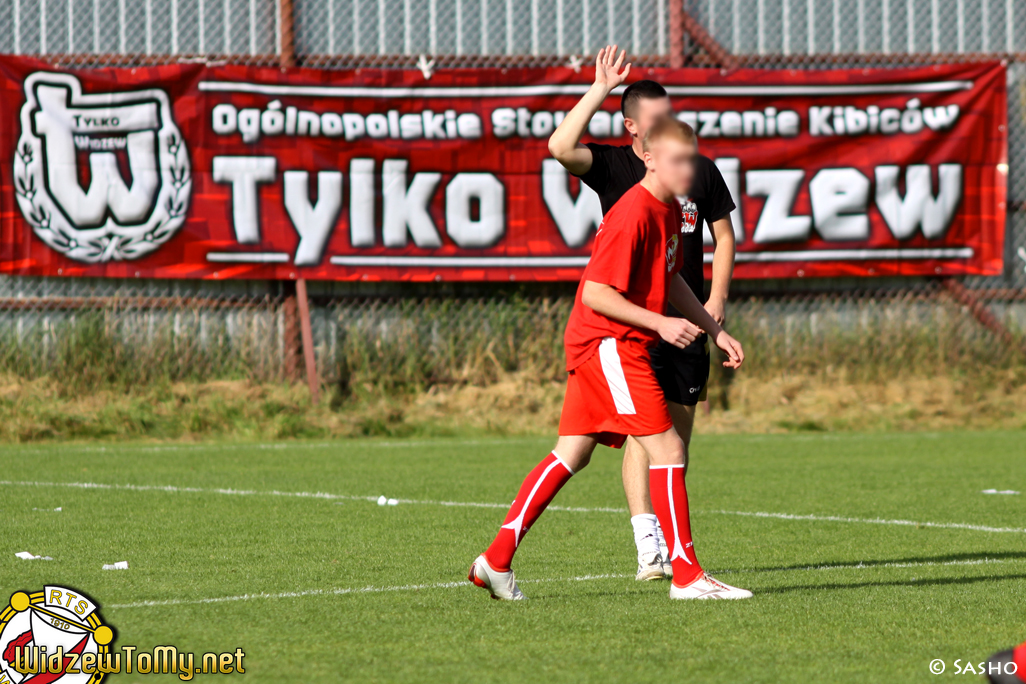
{"left": 296, "top": 279, "right": 321, "bottom": 404}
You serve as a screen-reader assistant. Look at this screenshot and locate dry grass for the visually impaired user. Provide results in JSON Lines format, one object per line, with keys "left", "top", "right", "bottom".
{"left": 1, "top": 368, "right": 1023, "bottom": 443}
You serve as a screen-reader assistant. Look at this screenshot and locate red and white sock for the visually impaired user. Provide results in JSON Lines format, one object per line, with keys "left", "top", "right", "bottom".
{"left": 649, "top": 464, "right": 703, "bottom": 587}
{"left": 484, "top": 452, "right": 574, "bottom": 571}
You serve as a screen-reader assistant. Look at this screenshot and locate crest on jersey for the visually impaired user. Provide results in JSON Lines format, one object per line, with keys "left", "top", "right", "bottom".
{"left": 680, "top": 197, "right": 699, "bottom": 234}
{"left": 0, "top": 586, "right": 115, "bottom": 683}
{"left": 665, "top": 234, "right": 679, "bottom": 272}
{"left": 14, "top": 72, "right": 191, "bottom": 263}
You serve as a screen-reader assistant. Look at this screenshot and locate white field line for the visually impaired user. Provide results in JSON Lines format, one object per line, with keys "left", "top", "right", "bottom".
{"left": 2, "top": 480, "right": 1024, "bottom": 533}
{"left": 0, "top": 480, "right": 621, "bottom": 513}
{"left": 107, "top": 557, "right": 1026, "bottom": 610}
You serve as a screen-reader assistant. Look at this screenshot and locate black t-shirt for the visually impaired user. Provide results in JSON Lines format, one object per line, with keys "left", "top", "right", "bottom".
{"left": 575, "top": 142, "right": 735, "bottom": 304}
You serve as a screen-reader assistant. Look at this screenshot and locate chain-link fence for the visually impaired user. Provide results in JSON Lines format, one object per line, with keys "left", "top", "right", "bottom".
{"left": 0, "top": 0, "right": 1024, "bottom": 395}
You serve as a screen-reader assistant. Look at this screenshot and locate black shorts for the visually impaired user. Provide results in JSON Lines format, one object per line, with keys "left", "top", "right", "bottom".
{"left": 649, "top": 337, "right": 711, "bottom": 406}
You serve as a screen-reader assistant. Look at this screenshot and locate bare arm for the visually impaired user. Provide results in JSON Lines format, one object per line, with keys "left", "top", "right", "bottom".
{"left": 705, "top": 216, "right": 736, "bottom": 324}
{"left": 547, "top": 45, "right": 631, "bottom": 176}
{"left": 581, "top": 280, "right": 700, "bottom": 349}
{"left": 668, "top": 274, "right": 745, "bottom": 368}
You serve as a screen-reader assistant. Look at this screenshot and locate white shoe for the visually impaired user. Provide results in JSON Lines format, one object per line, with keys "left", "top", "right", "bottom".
{"left": 468, "top": 554, "right": 526, "bottom": 600}
{"left": 669, "top": 573, "right": 753, "bottom": 600}
{"left": 636, "top": 551, "right": 670, "bottom": 581}
{"left": 655, "top": 528, "right": 672, "bottom": 577}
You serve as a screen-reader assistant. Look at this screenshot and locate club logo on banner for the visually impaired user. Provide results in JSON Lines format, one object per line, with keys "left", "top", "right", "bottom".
{"left": 13, "top": 72, "right": 191, "bottom": 263}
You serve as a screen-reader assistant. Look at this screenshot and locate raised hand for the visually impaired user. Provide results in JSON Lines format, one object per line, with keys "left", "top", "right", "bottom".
{"left": 594, "top": 45, "right": 631, "bottom": 93}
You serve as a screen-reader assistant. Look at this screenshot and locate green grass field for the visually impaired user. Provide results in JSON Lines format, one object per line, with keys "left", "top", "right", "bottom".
{"left": 1, "top": 431, "right": 1024, "bottom": 683}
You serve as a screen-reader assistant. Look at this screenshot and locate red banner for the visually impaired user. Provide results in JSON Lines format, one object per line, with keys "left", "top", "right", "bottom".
{"left": 0, "top": 57, "right": 1006, "bottom": 281}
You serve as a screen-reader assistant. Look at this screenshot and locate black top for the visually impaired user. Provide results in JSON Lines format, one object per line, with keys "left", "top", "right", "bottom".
{"left": 575, "top": 142, "right": 735, "bottom": 305}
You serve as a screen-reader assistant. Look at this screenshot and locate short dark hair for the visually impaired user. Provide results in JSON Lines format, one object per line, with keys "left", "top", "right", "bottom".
{"left": 642, "top": 118, "right": 696, "bottom": 152}
{"left": 620, "top": 80, "right": 668, "bottom": 120}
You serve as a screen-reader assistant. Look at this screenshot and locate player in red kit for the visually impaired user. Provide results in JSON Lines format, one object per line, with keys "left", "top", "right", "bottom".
{"left": 468, "top": 118, "right": 753, "bottom": 601}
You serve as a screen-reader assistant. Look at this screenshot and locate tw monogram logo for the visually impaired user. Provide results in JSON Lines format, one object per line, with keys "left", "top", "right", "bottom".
{"left": 680, "top": 197, "right": 699, "bottom": 234}
{"left": 14, "top": 72, "right": 191, "bottom": 263}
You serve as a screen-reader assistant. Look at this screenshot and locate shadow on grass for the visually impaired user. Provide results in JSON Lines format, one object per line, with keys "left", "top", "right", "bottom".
{"left": 757, "top": 572, "right": 1026, "bottom": 595}
{"left": 728, "top": 550, "right": 1026, "bottom": 575}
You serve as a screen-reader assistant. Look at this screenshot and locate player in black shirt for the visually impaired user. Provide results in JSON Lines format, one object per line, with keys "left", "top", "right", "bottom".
{"left": 548, "top": 45, "right": 738, "bottom": 582}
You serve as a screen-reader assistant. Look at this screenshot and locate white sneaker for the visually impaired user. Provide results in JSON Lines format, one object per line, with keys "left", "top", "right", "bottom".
{"left": 669, "top": 573, "right": 753, "bottom": 600}
{"left": 655, "top": 528, "right": 672, "bottom": 577}
{"left": 636, "top": 551, "right": 670, "bottom": 581}
{"left": 468, "top": 554, "right": 526, "bottom": 600}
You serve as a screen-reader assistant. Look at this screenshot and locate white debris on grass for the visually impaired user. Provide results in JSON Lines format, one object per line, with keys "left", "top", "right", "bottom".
{"left": 982, "top": 489, "right": 1020, "bottom": 495}
{"left": 102, "top": 561, "right": 129, "bottom": 570}
{"left": 376, "top": 496, "right": 400, "bottom": 506}
{"left": 15, "top": 551, "right": 53, "bottom": 560}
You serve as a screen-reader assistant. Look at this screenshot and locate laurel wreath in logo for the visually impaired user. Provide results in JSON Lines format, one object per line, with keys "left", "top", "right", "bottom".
{"left": 13, "top": 72, "right": 192, "bottom": 263}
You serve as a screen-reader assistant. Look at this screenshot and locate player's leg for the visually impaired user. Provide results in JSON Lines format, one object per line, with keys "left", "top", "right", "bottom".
{"left": 633, "top": 427, "right": 752, "bottom": 600}
{"left": 629, "top": 341, "right": 703, "bottom": 576}
{"left": 654, "top": 345, "right": 708, "bottom": 567}
{"left": 669, "top": 401, "right": 697, "bottom": 472}
{"left": 622, "top": 437, "right": 666, "bottom": 580}
{"left": 469, "top": 433, "right": 598, "bottom": 600}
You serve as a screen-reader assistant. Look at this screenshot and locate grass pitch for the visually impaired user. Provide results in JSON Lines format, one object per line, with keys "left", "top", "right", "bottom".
{"left": 1, "top": 431, "right": 1024, "bottom": 683}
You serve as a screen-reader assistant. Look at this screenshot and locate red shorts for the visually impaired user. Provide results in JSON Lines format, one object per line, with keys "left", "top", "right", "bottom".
{"left": 558, "top": 337, "right": 673, "bottom": 449}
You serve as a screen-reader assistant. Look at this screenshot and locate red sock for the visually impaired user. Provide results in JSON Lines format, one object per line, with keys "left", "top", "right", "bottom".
{"left": 649, "top": 465, "right": 703, "bottom": 587}
{"left": 484, "top": 452, "right": 574, "bottom": 571}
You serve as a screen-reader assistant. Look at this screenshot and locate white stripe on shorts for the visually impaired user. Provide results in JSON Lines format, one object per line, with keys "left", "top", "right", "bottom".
{"left": 598, "top": 338, "right": 636, "bottom": 415}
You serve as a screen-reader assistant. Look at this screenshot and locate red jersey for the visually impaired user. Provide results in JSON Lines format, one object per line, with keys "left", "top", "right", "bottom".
{"left": 564, "top": 183, "right": 685, "bottom": 370}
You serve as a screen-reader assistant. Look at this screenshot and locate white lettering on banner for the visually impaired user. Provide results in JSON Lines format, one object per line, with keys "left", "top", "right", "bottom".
{"left": 212, "top": 156, "right": 277, "bottom": 244}
{"left": 381, "top": 160, "right": 443, "bottom": 248}
{"left": 875, "top": 164, "right": 963, "bottom": 240}
{"left": 809, "top": 168, "right": 871, "bottom": 241}
{"left": 283, "top": 171, "right": 343, "bottom": 266}
{"left": 746, "top": 169, "right": 811, "bottom": 243}
{"left": 703, "top": 158, "right": 745, "bottom": 246}
{"left": 541, "top": 160, "right": 603, "bottom": 249}
{"left": 677, "top": 108, "right": 800, "bottom": 138}
{"left": 445, "top": 173, "right": 506, "bottom": 248}
{"left": 492, "top": 107, "right": 587, "bottom": 139}
{"left": 213, "top": 103, "right": 483, "bottom": 143}
{"left": 810, "top": 100, "right": 960, "bottom": 137}
{"left": 203, "top": 154, "right": 968, "bottom": 264}
{"left": 349, "top": 158, "right": 377, "bottom": 247}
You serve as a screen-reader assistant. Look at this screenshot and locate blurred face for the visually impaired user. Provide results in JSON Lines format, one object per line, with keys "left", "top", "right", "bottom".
{"left": 643, "top": 136, "right": 697, "bottom": 197}
{"left": 624, "top": 96, "right": 673, "bottom": 140}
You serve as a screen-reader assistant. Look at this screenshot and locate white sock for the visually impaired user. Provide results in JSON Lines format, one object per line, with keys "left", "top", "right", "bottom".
{"left": 631, "top": 514, "right": 661, "bottom": 558}
{"left": 655, "top": 523, "right": 669, "bottom": 559}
